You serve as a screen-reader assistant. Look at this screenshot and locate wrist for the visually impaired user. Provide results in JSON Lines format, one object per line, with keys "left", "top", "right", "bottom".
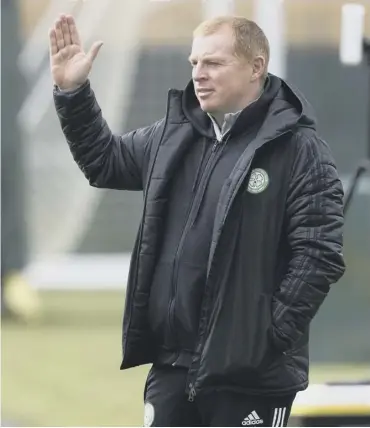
{"left": 54, "top": 80, "right": 89, "bottom": 94}
{"left": 57, "top": 81, "right": 87, "bottom": 92}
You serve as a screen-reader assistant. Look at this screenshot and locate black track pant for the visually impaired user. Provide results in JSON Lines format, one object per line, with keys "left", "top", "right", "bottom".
{"left": 143, "top": 365, "right": 296, "bottom": 427}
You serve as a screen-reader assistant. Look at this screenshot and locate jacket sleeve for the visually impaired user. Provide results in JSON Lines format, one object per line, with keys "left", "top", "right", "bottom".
{"left": 271, "top": 131, "right": 346, "bottom": 353}
{"left": 53, "top": 80, "right": 163, "bottom": 191}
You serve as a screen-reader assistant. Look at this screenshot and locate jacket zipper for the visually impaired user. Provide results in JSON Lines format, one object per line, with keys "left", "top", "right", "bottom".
{"left": 188, "top": 383, "right": 197, "bottom": 402}
{"left": 168, "top": 137, "right": 223, "bottom": 354}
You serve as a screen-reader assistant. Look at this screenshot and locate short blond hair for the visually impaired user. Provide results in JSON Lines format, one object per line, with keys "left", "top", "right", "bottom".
{"left": 193, "top": 16, "right": 270, "bottom": 77}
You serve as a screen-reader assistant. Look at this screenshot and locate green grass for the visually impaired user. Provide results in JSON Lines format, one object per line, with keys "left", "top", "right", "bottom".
{"left": 1, "top": 291, "right": 149, "bottom": 427}
{"left": 2, "top": 291, "right": 370, "bottom": 426}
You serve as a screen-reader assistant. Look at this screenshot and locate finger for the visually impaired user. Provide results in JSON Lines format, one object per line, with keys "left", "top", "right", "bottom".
{"left": 54, "top": 19, "right": 65, "bottom": 50}
{"left": 87, "top": 41, "right": 103, "bottom": 63}
{"left": 60, "top": 14, "right": 72, "bottom": 46}
{"left": 49, "top": 28, "right": 58, "bottom": 56}
{"left": 66, "top": 15, "right": 81, "bottom": 46}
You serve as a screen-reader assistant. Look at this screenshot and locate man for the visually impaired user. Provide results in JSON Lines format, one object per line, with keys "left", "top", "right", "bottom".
{"left": 50, "top": 14, "right": 345, "bottom": 427}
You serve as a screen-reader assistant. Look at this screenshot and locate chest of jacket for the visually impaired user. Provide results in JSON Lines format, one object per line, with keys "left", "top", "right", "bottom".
{"left": 144, "top": 121, "right": 297, "bottom": 264}
{"left": 207, "top": 138, "right": 296, "bottom": 298}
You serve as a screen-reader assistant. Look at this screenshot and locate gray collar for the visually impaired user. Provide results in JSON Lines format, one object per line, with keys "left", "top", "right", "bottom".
{"left": 208, "top": 111, "right": 241, "bottom": 142}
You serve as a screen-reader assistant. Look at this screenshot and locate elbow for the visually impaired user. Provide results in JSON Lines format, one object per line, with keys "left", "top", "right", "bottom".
{"left": 318, "top": 249, "right": 346, "bottom": 287}
{"left": 331, "top": 252, "right": 346, "bottom": 283}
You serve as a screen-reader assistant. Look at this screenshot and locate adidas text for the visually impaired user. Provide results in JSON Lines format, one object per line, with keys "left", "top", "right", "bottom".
{"left": 242, "top": 419, "right": 263, "bottom": 426}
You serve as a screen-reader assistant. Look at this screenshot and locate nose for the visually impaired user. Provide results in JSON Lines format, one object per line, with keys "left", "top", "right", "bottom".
{"left": 192, "top": 64, "right": 207, "bottom": 82}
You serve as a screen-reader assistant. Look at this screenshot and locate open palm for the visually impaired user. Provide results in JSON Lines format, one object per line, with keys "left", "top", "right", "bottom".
{"left": 49, "top": 15, "right": 103, "bottom": 91}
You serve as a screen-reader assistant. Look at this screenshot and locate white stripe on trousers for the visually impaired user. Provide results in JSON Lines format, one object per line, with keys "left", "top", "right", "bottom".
{"left": 272, "top": 407, "right": 287, "bottom": 427}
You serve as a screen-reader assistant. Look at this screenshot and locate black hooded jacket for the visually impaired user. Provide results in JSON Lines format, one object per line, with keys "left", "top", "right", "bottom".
{"left": 54, "top": 74, "right": 345, "bottom": 398}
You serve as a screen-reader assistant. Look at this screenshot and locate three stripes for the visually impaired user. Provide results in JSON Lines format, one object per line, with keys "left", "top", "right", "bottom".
{"left": 272, "top": 407, "right": 287, "bottom": 427}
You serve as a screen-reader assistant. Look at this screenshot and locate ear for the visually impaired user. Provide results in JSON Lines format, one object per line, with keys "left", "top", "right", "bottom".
{"left": 250, "top": 56, "right": 265, "bottom": 82}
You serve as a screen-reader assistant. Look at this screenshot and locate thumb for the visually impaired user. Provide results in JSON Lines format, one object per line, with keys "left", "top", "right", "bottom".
{"left": 87, "top": 41, "right": 103, "bottom": 63}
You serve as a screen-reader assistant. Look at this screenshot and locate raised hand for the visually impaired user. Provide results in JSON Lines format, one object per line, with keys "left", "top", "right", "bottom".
{"left": 49, "top": 14, "right": 103, "bottom": 91}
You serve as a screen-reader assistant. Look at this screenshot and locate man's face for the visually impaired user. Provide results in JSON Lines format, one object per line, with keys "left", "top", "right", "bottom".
{"left": 189, "top": 26, "right": 255, "bottom": 115}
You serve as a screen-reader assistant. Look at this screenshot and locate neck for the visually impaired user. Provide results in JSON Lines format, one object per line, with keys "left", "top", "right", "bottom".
{"left": 236, "top": 81, "right": 265, "bottom": 112}
{"left": 211, "top": 80, "right": 265, "bottom": 125}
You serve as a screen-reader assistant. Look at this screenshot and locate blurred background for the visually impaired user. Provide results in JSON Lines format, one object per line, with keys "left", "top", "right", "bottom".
{"left": 1, "top": 0, "right": 370, "bottom": 426}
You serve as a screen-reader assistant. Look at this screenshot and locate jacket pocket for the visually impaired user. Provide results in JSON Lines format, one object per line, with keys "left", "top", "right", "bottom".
{"left": 196, "top": 292, "right": 305, "bottom": 392}
{"left": 242, "top": 292, "right": 276, "bottom": 369}
{"left": 200, "top": 292, "right": 276, "bottom": 381}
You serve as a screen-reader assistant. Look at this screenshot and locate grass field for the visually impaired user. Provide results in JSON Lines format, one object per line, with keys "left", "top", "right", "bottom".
{"left": 1, "top": 291, "right": 149, "bottom": 427}
{"left": 2, "top": 291, "right": 370, "bottom": 427}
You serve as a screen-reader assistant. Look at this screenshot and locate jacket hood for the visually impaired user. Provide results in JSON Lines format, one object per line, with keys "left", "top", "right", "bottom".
{"left": 171, "top": 73, "right": 317, "bottom": 142}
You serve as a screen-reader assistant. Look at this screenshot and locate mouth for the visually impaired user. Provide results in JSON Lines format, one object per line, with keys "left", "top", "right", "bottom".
{"left": 197, "top": 90, "right": 213, "bottom": 98}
